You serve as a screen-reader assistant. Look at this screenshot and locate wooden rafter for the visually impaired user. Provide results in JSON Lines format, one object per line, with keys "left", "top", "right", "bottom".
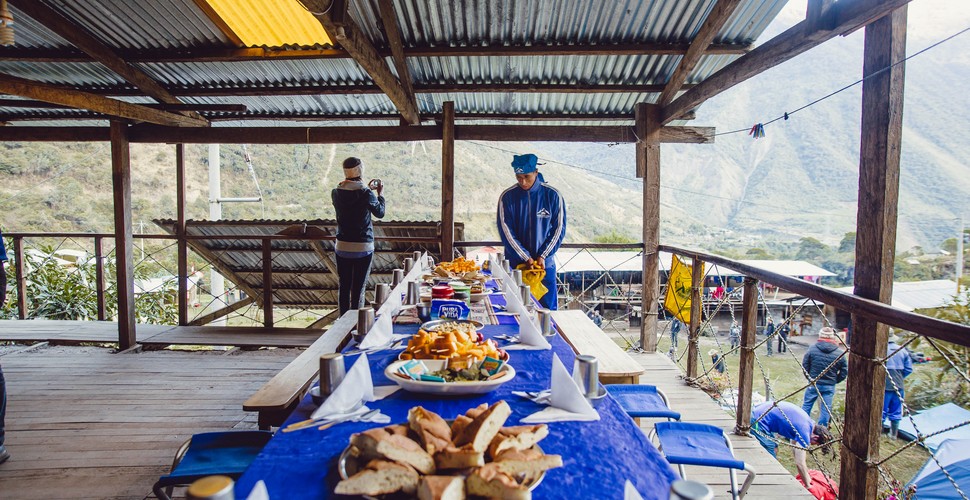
{"left": 0, "top": 124, "right": 714, "bottom": 144}
{"left": 9, "top": 0, "right": 206, "bottom": 123}
{"left": 302, "top": 0, "right": 420, "bottom": 124}
{"left": 0, "top": 74, "right": 208, "bottom": 127}
{"left": 0, "top": 42, "right": 752, "bottom": 63}
{"left": 660, "top": 0, "right": 912, "bottom": 124}
{"left": 91, "top": 82, "right": 682, "bottom": 98}
{"left": 377, "top": 0, "right": 416, "bottom": 121}
{"left": 0, "top": 99, "right": 246, "bottom": 112}
{"left": 657, "top": 0, "right": 744, "bottom": 106}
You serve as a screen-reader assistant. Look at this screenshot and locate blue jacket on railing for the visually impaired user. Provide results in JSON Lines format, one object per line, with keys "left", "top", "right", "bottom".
{"left": 496, "top": 173, "right": 566, "bottom": 269}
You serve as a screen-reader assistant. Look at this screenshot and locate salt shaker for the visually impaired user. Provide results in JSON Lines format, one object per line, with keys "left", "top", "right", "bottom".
{"left": 319, "top": 353, "right": 346, "bottom": 397}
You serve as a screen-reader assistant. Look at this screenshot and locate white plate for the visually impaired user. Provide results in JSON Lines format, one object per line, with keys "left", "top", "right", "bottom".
{"left": 384, "top": 359, "right": 515, "bottom": 395}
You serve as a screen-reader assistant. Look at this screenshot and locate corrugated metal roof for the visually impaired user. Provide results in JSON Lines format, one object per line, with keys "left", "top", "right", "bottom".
{"left": 836, "top": 280, "right": 960, "bottom": 312}
{"left": 0, "top": 0, "right": 786, "bottom": 124}
{"left": 152, "top": 219, "right": 464, "bottom": 307}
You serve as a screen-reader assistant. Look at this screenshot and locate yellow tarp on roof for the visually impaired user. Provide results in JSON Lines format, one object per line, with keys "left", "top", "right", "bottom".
{"left": 204, "top": 0, "right": 332, "bottom": 47}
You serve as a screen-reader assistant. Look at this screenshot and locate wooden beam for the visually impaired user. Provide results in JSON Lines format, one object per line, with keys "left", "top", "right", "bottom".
{"left": 176, "top": 144, "right": 188, "bottom": 326}
{"left": 660, "top": 0, "right": 912, "bottom": 124}
{"left": 441, "top": 101, "right": 455, "bottom": 260}
{"left": 840, "top": 7, "right": 907, "bottom": 500}
{"left": 305, "top": 1, "right": 420, "bottom": 124}
{"left": 13, "top": 236, "right": 25, "bottom": 319}
{"left": 658, "top": 0, "right": 743, "bottom": 106}
{"left": 686, "top": 256, "right": 704, "bottom": 379}
{"left": 735, "top": 277, "right": 758, "bottom": 435}
{"left": 0, "top": 42, "right": 752, "bottom": 63}
{"left": 637, "top": 103, "right": 661, "bottom": 352}
{"left": 307, "top": 309, "right": 340, "bottom": 329}
{"left": 377, "top": 0, "right": 417, "bottom": 115}
{"left": 10, "top": 0, "right": 205, "bottom": 122}
{"left": 0, "top": 124, "right": 715, "bottom": 144}
{"left": 0, "top": 74, "right": 208, "bottom": 127}
{"left": 189, "top": 0, "right": 244, "bottom": 46}
{"left": 110, "top": 121, "right": 136, "bottom": 350}
{"left": 94, "top": 236, "right": 106, "bottom": 321}
{"left": 262, "top": 239, "right": 274, "bottom": 327}
{"left": 188, "top": 296, "right": 256, "bottom": 326}
{"left": 93, "top": 82, "right": 681, "bottom": 98}
{"left": 0, "top": 99, "right": 246, "bottom": 112}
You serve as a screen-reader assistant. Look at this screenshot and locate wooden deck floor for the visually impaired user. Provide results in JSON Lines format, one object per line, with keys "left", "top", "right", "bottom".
{"left": 626, "top": 350, "right": 815, "bottom": 500}
{"left": 0, "top": 319, "right": 323, "bottom": 348}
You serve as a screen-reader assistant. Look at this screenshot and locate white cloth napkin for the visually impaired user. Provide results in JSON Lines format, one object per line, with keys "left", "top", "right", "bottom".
{"left": 363, "top": 253, "right": 429, "bottom": 349}
{"left": 501, "top": 283, "right": 550, "bottom": 349}
{"left": 624, "top": 480, "right": 644, "bottom": 500}
{"left": 311, "top": 353, "right": 375, "bottom": 420}
{"left": 246, "top": 480, "right": 270, "bottom": 500}
{"left": 521, "top": 354, "right": 599, "bottom": 423}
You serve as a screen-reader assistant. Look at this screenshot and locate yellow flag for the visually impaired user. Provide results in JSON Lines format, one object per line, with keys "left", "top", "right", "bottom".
{"left": 663, "top": 256, "right": 702, "bottom": 324}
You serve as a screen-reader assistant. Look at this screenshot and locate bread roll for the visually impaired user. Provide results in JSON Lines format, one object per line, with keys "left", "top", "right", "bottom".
{"left": 465, "top": 463, "right": 531, "bottom": 500}
{"left": 454, "top": 401, "right": 512, "bottom": 452}
{"left": 434, "top": 445, "right": 485, "bottom": 470}
{"left": 418, "top": 475, "right": 466, "bottom": 500}
{"left": 494, "top": 448, "right": 563, "bottom": 477}
{"left": 487, "top": 424, "right": 549, "bottom": 460}
{"left": 351, "top": 427, "right": 436, "bottom": 474}
{"left": 409, "top": 406, "right": 453, "bottom": 454}
{"left": 334, "top": 459, "right": 419, "bottom": 496}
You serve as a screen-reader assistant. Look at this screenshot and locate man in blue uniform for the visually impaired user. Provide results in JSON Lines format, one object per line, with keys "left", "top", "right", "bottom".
{"left": 497, "top": 154, "right": 566, "bottom": 310}
{"left": 751, "top": 401, "right": 833, "bottom": 489}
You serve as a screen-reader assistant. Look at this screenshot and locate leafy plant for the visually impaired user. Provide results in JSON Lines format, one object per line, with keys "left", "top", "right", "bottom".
{"left": 906, "top": 289, "right": 970, "bottom": 409}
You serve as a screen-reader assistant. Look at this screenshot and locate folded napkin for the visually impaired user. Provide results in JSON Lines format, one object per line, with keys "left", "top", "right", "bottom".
{"left": 502, "top": 287, "right": 550, "bottom": 349}
{"left": 521, "top": 354, "right": 599, "bottom": 423}
{"left": 246, "top": 480, "right": 270, "bottom": 500}
{"left": 624, "top": 480, "right": 644, "bottom": 500}
{"left": 311, "top": 353, "right": 375, "bottom": 420}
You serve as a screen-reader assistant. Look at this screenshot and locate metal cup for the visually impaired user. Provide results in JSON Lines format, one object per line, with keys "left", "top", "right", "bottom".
{"left": 573, "top": 355, "right": 599, "bottom": 399}
{"left": 519, "top": 284, "right": 531, "bottom": 307}
{"left": 538, "top": 308, "right": 554, "bottom": 336}
{"left": 412, "top": 250, "right": 422, "bottom": 265}
{"left": 503, "top": 259, "right": 511, "bottom": 273}
{"left": 669, "top": 479, "right": 714, "bottom": 500}
{"left": 512, "top": 269, "right": 523, "bottom": 286}
{"left": 355, "top": 307, "right": 375, "bottom": 343}
{"left": 319, "top": 353, "right": 346, "bottom": 397}
{"left": 403, "top": 257, "right": 414, "bottom": 273}
{"left": 406, "top": 281, "right": 421, "bottom": 305}
{"left": 392, "top": 269, "right": 404, "bottom": 287}
{"left": 187, "top": 476, "right": 234, "bottom": 500}
{"left": 374, "top": 283, "right": 390, "bottom": 309}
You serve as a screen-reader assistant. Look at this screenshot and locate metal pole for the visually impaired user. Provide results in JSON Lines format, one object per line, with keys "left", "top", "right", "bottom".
{"left": 957, "top": 215, "right": 964, "bottom": 294}
{"left": 208, "top": 143, "right": 226, "bottom": 326}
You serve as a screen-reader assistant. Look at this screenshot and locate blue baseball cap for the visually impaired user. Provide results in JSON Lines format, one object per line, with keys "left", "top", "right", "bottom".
{"left": 511, "top": 154, "right": 539, "bottom": 174}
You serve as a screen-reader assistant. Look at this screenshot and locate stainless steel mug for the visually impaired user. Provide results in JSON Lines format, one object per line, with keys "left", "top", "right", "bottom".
{"left": 406, "top": 281, "right": 421, "bottom": 305}
{"left": 356, "top": 307, "right": 375, "bottom": 343}
{"left": 319, "top": 353, "right": 346, "bottom": 397}
{"left": 573, "top": 355, "right": 599, "bottom": 399}
{"left": 412, "top": 250, "right": 422, "bottom": 266}
{"left": 669, "top": 479, "right": 714, "bottom": 500}
{"left": 519, "top": 284, "right": 531, "bottom": 307}
{"left": 538, "top": 308, "right": 554, "bottom": 336}
{"left": 403, "top": 257, "right": 414, "bottom": 273}
{"left": 512, "top": 269, "right": 523, "bottom": 286}
{"left": 392, "top": 269, "right": 404, "bottom": 287}
{"left": 374, "top": 283, "right": 390, "bottom": 309}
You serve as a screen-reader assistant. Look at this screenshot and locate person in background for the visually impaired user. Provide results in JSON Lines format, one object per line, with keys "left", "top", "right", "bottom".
{"left": 670, "top": 318, "right": 681, "bottom": 351}
{"left": 0, "top": 229, "right": 8, "bottom": 464}
{"left": 331, "top": 157, "right": 385, "bottom": 315}
{"left": 778, "top": 319, "right": 791, "bottom": 353}
{"left": 801, "top": 327, "right": 848, "bottom": 427}
{"left": 497, "top": 153, "right": 566, "bottom": 310}
{"left": 729, "top": 320, "right": 741, "bottom": 351}
{"left": 884, "top": 334, "right": 914, "bottom": 440}
{"left": 591, "top": 310, "right": 603, "bottom": 328}
{"left": 751, "top": 401, "right": 835, "bottom": 491}
{"left": 765, "top": 316, "right": 775, "bottom": 356}
{"left": 709, "top": 349, "right": 726, "bottom": 374}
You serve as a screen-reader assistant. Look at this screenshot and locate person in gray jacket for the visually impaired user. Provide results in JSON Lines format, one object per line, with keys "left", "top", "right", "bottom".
{"left": 800, "top": 327, "right": 848, "bottom": 426}
{"left": 331, "top": 157, "right": 385, "bottom": 314}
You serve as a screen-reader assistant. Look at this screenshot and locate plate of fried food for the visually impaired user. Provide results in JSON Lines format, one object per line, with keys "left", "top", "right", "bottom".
{"left": 429, "top": 257, "right": 487, "bottom": 284}
{"left": 335, "top": 401, "right": 562, "bottom": 499}
{"left": 385, "top": 357, "right": 515, "bottom": 395}
{"left": 400, "top": 321, "right": 505, "bottom": 362}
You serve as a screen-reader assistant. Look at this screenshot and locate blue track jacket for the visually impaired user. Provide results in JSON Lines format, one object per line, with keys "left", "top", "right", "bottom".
{"left": 496, "top": 173, "right": 566, "bottom": 269}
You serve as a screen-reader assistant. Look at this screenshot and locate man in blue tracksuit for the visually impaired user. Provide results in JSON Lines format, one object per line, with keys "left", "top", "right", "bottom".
{"left": 883, "top": 335, "right": 913, "bottom": 439}
{"left": 497, "top": 154, "right": 566, "bottom": 310}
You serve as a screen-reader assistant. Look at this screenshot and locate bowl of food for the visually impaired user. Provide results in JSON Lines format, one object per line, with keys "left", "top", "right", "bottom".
{"left": 385, "top": 358, "right": 515, "bottom": 395}
{"left": 400, "top": 321, "right": 506, "bottom": 363}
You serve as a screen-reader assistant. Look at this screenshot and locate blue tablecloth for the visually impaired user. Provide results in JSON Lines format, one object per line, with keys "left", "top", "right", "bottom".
{"left": 235, "top": 299, "right": 677, "bottom": 499}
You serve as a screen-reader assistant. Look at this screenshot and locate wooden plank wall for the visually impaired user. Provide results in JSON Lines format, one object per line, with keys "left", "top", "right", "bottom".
{"left": 0, "top": 345, "right": 294, "bottom": 499}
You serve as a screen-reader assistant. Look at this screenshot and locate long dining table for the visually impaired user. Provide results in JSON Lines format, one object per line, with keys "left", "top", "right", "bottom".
{"left": 234, "top": 289, "right": 678, "bottom": 499}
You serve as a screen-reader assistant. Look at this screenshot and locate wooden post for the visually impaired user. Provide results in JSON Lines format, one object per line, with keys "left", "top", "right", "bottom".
{"left": 176, "top": 143, "right": 189, "bottom": 326}
{"left": 13, "top": 236, "right": 25, "bottom": 319}
{"left": 94, "top": 236, "right": 106, "bottom": 320}
{"left": 441, "top": 101, "right": 455, "bottom": 259}
{"left": 111, "top": 121, "right": 136, "bottom": 349}
{"left": 735, "top": 277, "right": 758, "bottom": 435}
{"left": 262, "top": 238, "right": 274, "bottom": 327}
{"left": 686, "top": 256, "right": 704, "bottom": 379}
{"left": 636, "top": 103, "right": 661, "bottom": 352}
{"left": 840, "top": 7, "right": 907, "bottom": 499}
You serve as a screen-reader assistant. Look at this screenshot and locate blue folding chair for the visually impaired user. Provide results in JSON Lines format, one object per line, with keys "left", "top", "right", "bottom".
{"left": 652, "top": 422, "right": 756, "bottom": 500}
{"left": 153, "top": 431, "right": 273, "bottom": 500}
{"left": 605, "top": 384, "right": 681, "bottom": 421}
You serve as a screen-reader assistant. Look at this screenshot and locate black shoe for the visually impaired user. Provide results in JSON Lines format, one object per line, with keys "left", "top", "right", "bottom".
{"left": 0, "top": 446, "right": 9, "bottom": 465}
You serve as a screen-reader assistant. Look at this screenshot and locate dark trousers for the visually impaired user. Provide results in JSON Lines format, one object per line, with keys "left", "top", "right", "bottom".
{"left": 0, "top": 363, "right": 5, "bottom": 446}
{"left": 0, "top": 264, "right": 6, "bottom": 309}
{"left": 336, "top": 253, "right": 374, "bottom": 315}
{"left": 778, "top": 333, "right": 788, "bottom": 353}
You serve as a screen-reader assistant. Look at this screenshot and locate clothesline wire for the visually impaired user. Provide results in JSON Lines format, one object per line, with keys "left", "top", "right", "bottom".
{"left": 714, "top": 25, "right": 970, "bottom": 137}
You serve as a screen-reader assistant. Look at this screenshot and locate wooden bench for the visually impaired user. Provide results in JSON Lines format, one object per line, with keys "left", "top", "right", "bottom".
{"left": 551, "top": 310, "right": 644, "bottom": 385}
{"left": 243, "top": 311, "right": 356, "bottom": 429}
